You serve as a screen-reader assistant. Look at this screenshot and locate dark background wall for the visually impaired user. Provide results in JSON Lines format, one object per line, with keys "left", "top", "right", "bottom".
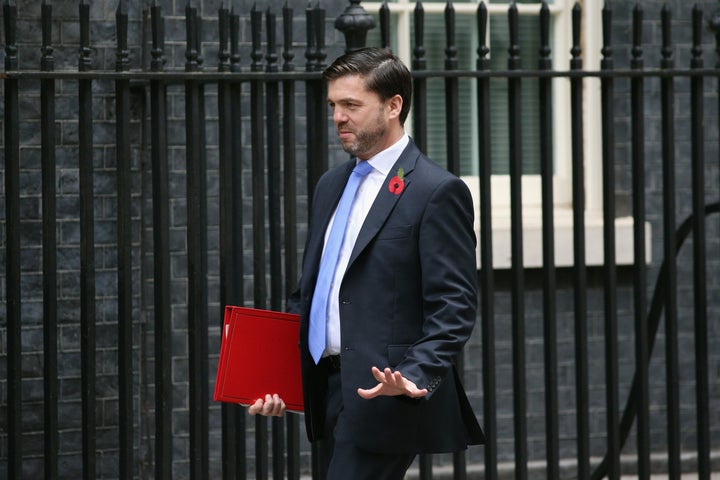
{"left": 0, "top": 0, "right": 718, "bottom": 478}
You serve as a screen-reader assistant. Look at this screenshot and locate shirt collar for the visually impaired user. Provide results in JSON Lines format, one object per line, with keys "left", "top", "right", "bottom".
{"left": 356, "top": 133, "right": 410, "bottom": 177}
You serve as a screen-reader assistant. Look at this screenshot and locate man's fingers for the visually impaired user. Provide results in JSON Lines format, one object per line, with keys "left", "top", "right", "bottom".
{"left": 261, "top": 394, "right": 275, "bottom": 415}
{"left": 247, "top": 398, "right": 264, "bottom": 415}
{"left": 407, "top": 386, "right": 429, "bottom": 398}
{"left": 248, "top": 394, "right": 286, "bottom": 417}
{"left": 261, "top": 394, "right": 286, "bottom": 416}
{"left": 359, "top": 365, "right": 431, "bottom": 400}
{"left": 357, "top": 384, "right": 383, "bottom": 399}
{"left": 389, "top": 369, "right": 405, "bottom": 387}
{"left": 270, "top": 394, "right": 286, "bottom": 416}
{"left": 371, "top": 366, "right": 386, "bottom": 383}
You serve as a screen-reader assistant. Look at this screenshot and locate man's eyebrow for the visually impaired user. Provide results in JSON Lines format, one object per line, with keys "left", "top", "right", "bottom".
{"left": 328, "top": 96, "right": 362, "bottom": 104}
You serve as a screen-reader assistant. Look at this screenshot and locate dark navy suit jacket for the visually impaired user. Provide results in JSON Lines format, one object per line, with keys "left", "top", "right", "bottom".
{"left": 288, "top": 139, "right": 484, "bottom": 454}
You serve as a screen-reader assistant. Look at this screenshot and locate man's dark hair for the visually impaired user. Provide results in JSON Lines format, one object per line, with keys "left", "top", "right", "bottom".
{"left": 323, "top": 47, "right": 412, "bottom": 126}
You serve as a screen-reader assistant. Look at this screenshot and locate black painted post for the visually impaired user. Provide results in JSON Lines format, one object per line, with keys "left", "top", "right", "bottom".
{"left": 217, "top": 3, "right": 242, "bottom": 479}
{"left": 600, "top": 3, "right": 620, "bottom": 478}
{"left": 538, "top": 4, "right": 558, "bottom": 479}
{"left": 507, "top": 5, "right": 527, "bottom": 479}
{"left": 443, "top": 3, "right": 465, "bottom": 479}
{"left": 149, "top": 2, "right": 173, "bottom": 478}
{"left": 712, "top": 2, "right": 720, "bottom": 256}
{"left": 306, "top": 4, "right": 327, "bottom": 198}
{"left": 282, "top": 5, "right": 301, "bottom": 480}
{"left": 660, "top": 7, "right": 680, "bottom": 478}
{"left": 412, "top": 1, "right": 427, "bottom": 153}
{"left": 184, "top": 3, "right": 210, "bottom": 478}
{"left": 379, "top": 1, "right": 390, "bottom": 49}
{"left": 78, "top": 2, "right": 97, "bottom": 478}
{"left": 572, "top": 3, "right": 590, "bottom": 480}
{"left": 3, "top": 1, "right": 21, "bottom": 476}
{"left": 230, "top": 8, "right": 249, "bottom": 477}
{"left": 412, "top": 6, "right": 432, "bottom": 480}
{"left": 264, "top": 9, "right": 288, "bottom": 480}
{"left": 250, "top": 6, "right": 270, "bottom": 480}
{"left": 475, "top": 7, "right": 497, "bottom": 480}
{"left": 690, "top": 6, "right": 710, "bottom": 479}
{"left": 40, "top": 1, "right": 59, "bottom": 478}
{"left": 115, "top": 1, "right": 134, "bottom": 478}
{"left": 444, "top": 1, "right": 460, "bottom": 176}
{"left": 335, "top": 0, "right": 376, "bottom": 53}
{"left": 630, "top": 7, "right": 650, "bottom": 479}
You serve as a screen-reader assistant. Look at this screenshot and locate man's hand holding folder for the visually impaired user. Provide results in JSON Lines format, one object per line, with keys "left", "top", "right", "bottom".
{"left": 247, "top": 393, "right": 286, "bottom": 417}
{"left": 213, "top": 307, "right": 304, "bottom": 412}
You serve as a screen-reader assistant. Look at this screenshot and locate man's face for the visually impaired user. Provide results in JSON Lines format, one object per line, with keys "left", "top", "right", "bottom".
{"left": 327, "top": 74, "right": 393, "bottom": 160}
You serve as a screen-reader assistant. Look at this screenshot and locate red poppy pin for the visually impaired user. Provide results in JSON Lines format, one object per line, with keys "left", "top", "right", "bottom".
{"left": 388, "top": 167, "right": 405, "bottom": 195}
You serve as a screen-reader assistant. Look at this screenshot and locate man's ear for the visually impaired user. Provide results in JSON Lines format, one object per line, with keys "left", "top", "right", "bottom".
{"left": 386, "top": 94, "right": 403, "bottom": 120}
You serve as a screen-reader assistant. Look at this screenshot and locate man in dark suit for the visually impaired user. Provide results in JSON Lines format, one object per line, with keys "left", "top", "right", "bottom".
{"left": 249, "top": 47, "right": 483, "bottom": 479}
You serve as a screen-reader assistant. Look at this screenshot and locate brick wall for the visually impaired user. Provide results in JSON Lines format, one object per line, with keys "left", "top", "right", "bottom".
{"left": 0, "top": 0, "right": 718, "bottom": 478}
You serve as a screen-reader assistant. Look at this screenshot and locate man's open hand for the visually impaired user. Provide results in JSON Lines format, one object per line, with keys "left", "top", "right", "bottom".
{"left": 247, "top": 393, "right": 286, "bottom": 417}
{"left": 357, "top": 367, "right": 429, "bottom": 399}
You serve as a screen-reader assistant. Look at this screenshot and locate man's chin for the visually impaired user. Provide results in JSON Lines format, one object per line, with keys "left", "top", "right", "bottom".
{"left": 340, "top": 142, "right": 359, "bottom": 156}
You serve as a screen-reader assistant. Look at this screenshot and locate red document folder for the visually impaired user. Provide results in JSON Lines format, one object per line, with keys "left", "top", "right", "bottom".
{"left": 214, "top": 306, "right": 304, "bottom": 412}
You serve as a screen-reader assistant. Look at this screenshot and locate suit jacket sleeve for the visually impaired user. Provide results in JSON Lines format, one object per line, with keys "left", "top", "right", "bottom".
{"left": 393, "top": 174, "right": 478, "bottom": 398}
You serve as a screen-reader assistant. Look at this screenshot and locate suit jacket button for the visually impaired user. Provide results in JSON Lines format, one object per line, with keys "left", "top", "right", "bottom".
{"left": 341, "top": 300, "right": 351, "bottom": 305}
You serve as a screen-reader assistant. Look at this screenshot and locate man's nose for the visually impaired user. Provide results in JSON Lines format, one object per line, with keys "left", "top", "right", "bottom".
{"left": 333, "top": 108, "right": 347, "bottom": 123}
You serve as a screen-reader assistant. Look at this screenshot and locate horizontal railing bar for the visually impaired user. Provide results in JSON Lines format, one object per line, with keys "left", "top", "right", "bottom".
{"left": 0, "top": 70, "right": 321, "bottom": 81}
{"left": 2, "top": 67, "right": 718, "bottom": 82}
{"left": 413, "top": 68, "right": 720, "bottom": 78}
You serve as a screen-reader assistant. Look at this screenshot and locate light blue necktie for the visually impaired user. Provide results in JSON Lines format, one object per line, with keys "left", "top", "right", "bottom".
{"left": 308, "top": 160, "right": 374, "bottom": 364}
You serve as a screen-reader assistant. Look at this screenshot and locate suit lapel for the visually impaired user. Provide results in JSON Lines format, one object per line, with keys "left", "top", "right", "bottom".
{"left": 348, "top": 141, "right": 420, "bottom": 266}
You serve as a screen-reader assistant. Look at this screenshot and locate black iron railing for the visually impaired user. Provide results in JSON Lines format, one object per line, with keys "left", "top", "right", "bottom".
{"left": 1, "top": 1, "right": 718, "bottom": 479}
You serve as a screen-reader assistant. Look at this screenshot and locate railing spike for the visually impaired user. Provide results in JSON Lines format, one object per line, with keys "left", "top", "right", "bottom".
{"left": 706, "top": 1, "right": 720, "bottom": 68}
{"left": 335, "top": 0, "right": 375, "bottom": 53}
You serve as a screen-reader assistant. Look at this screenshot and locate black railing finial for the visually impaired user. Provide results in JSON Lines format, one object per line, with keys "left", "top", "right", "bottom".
{"left": 445, "top": 1, "right": 457, "bottom": 70}
{"left": 230, "top": 8, "right": 241, "bottom": 72}
{"left": 508, "top": 1, "right": 520, "bottom": 69}
{"left": 601, "top": 1, "right": 613, "bottom": 69}
{"left": 251, "top": 3, "right": 264, "bottom": 72}
{"left": 151, "top": 0, "right": 165, "bottom": 71}
{"left": 266, "top": 7, "right": 278, "bottom": 73}
{"left": 116, "top": 0, "right": 130, "bottom": 72}
{"left": 631, "top": 4, "right": 643, "bottom": 68}
{"left": 282, "top": 2, "right": 295, "bottom": 71}
{"left": 379, "top": 2, "right": 390, "bottom": 49}
{"left": 185, "top": 1, "right": 199, "bottom": 71}
{"left": 335, "top": 0, "right": 375, "bottom": 53}
{"left": 539, "top": 2, "right": 551, "bottom": 70}
{"left": 707, "top": 4, "right": 720, "bottom": 68}
{"left": 691, "top": 4, "right": 704, "bottom": 69}
{"left": 570, "top": 2, "right": 581, "bottom": 69}
{"left": 305, "top": 2, "right": 315, "bottom": 71}
{"left": 41, "top": 0, "right": 54, "bottom": 71}
{"left": 79, "top": 0, "right": 92, "bottom": 71}
{"left": 413, "top": 1, "right": 426, "bottom": 70}
{"left": 661, "top": 5, "right": 673, "bottom": 67}
{"left": 476, "top": 1, "right": 488, "bottom": 69}
{"left": 219, "top": 2, "right": 230, "bottom": 72}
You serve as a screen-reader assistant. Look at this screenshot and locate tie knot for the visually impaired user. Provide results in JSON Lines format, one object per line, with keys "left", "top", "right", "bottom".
{"left": 353, "top": 160, "right": 373, "bottom": 177}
